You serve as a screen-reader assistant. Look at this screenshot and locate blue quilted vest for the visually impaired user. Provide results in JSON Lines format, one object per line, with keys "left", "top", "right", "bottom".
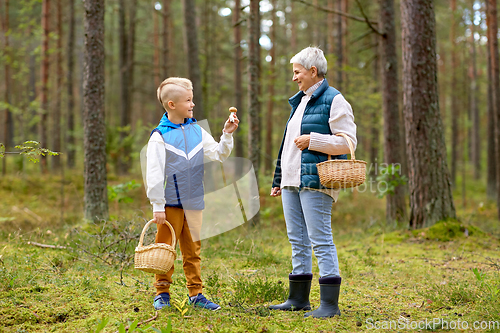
{"left": 272, "top": 79, "right": 347, "bottom": 189}
{"left": 152, "top": 113, "right": 205, "bottom": 210}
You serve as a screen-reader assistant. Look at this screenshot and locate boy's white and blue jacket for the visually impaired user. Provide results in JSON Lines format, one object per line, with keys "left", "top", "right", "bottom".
{"left": 146, "top": 114, "right": 233, "bottom": 212}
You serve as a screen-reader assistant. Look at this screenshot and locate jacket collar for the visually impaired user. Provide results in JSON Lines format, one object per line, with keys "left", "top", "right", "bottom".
{"left": 288, "top": 79, "right": 330, "bottom": 108}
{"left": 157, "top": 112, "right": 197, "bottom": 130}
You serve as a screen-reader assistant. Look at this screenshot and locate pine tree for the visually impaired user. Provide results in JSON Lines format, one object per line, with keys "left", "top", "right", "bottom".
{"left": 401, "top": 0, "right": 456, "bottom": 227}
{"left": 83, "top": 0, "right": 108, "bottom": 221}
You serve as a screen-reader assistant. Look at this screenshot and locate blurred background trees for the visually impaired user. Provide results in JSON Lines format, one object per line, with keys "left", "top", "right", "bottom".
{"left": 0, "top": 0, "right": 499, "bottom": 224}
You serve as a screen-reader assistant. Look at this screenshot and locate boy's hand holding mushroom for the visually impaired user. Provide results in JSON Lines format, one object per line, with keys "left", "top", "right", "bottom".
{"left": 224, "top": 107, "right": 239, "bottom": 133}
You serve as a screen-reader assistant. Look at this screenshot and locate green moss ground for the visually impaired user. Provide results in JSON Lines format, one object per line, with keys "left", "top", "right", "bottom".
{"left": 0, "top": 172, "right": 499, "bottom": 332}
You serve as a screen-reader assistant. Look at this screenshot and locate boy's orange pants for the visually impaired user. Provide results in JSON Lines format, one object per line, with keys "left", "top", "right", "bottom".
{"left": 154, "top": 207, "right": 203, "bottom": 297}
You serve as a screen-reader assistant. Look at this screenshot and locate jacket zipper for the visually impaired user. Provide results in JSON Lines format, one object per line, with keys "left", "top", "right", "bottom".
{"left": 181, "top": 125, "right": 191, "bottom": 203}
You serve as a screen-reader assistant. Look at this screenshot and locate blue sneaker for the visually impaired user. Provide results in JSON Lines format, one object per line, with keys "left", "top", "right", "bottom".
{"left": 153, "top": 293, "right": 171, "bottom": 310}
{"left": 189, "top": 293, "right": 221, "bottom": 310}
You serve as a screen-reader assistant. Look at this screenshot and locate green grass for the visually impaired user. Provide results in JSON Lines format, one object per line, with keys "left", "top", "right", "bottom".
{"left": 0, "top": 171, "right": 499, "bottom": 332}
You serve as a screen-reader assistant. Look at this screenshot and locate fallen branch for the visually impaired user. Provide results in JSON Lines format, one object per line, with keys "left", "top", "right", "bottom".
{"left": 117, "top": 311, "right": 159, "bottom": 333}
{"left": 27, "top": 241, "right": 67, "bottom": 250}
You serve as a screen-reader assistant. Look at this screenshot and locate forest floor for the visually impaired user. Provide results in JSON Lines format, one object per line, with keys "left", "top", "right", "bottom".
{"left": 0, "top": 170, "right": 499, "bottom": 332}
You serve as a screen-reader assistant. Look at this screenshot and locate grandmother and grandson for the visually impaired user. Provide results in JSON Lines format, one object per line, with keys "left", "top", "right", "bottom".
{"left": 144, "top": 47, "right": 356, "bottom": 318}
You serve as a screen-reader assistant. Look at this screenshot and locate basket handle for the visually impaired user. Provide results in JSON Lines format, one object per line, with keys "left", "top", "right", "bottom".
{"left": 138, "top": 219, "right": 176, "bottom": 248}
{"left": 327, "top": 133, "right": 355, "bottom": 161}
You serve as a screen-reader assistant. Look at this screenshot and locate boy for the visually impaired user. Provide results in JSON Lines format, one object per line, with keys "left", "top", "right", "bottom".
{"left": 146, "top": 77, "right": 239, "bottom": 310}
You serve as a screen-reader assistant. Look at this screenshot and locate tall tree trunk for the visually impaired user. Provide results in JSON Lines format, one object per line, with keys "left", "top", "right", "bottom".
{"left": 183, "top": 0, "right": 205, "bottom": 120}
{"left": 401, "top": 0, "right": 456, "bottom": 228}
{"left": 450, "top": 0, "right": 458, "bottom": 186}
{"left": 83, "top": 0, "right": 108, "bottom": 221}
{"left": 313, "top": 0, "right": 319, "bottom": 45}
{"left": 486, "top": 0, "right": 500, "bottom": 218}
{"left": 380, "top": 0, "right": 407, "bottom": 222}
{"left": 336, "top": 0, "right": 343, "bottom": 90}
{"left": 162, "top": 0, "right": 172, "bottom": 77}
{"left": 327, "top": 0, "right": 335, "bottom": 81}
{"left": 233, "top": 0, "right": 244, "bottom": 173}
{"left": 40, "top": 0, "right": 50, "bottom": 172}
{"left": 117, "top": 0, "right": 136, "bottom": 174}
{"left": 67, "top": 0, "right": 76, "bottom": 168}
{"left": 341, "top": 0, "right": 348, "bottom": 88}
{"left": 52, "top": 0, "right": 62, "bottom": 170}
{"left": 486, "top": 0, "right": 497, "bottom": 200}
{"left": 153, "top": 2, "right": 162, "bottom": 123}
{"left": 201, "top": 0, "right": 211, "bottom": 123}
{"left": 2, "top": 0, "right": 10, "bottom": 175}
{"left": 469, "top": 4, "right": 480, "bottom": 180}
{"left": 248, "top": 0, "right": 261, "bottom": 225}
{"left": 370, "top": 34, "right": 379, "bottom": 179}
{"left": 265, "top": 0, "right": 277, "bottom": 173}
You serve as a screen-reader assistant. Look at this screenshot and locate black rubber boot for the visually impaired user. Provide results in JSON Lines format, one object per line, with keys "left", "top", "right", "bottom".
{"left": 304, "top": 276, "right": 341, "bottom": 318}
{"left": 269, "top": 273, "right": 312, "bottom": 311}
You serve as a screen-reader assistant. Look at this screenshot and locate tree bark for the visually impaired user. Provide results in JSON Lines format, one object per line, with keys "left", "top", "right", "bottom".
{"left": 265, "top": 0, "right": 277, "bottom": 173}
{"left": 379, "top": 0, "right": 407, "bottom": 222}
{"left": 117, "top": 0, "right": 136, "bottom": 174}
{"left": 233, "top": 0, "right": 244, "bottom": 174}
{"left": 290, "top": 0, "right": 297, "bottom": 52}
{"left": 336, "top": 0, "right": 343, "bottom": 90}
{"left": 52, "top": 0, "right": 62, "bottom": 171}
{"left": 153, "top": 2, "right": 162, "bottom": 123}
{"left": 183, "top": 0, "right": 205, "bottom": 120}
{"left": 486, "top": 0, "right": 500, "bottom": 218}
{"left": 248, "top": 0, "right": 261, "bottom": 225}
{"left": 162, "top": 0, "right": 172, "bottom": 77}
{"left": 486, "top": 0, "right": 497, "bottom": 200}
{"left": 370, "top": 34, "right": 380, "bottom": 180}
{"left": 327, "top": 0, "right": 335, "bottom": 79}
{"left": 341, "top": 0, "right": 348, "bottom": 88}
{"left": 469, "top": 3, "right": 480, "bottom": 180}
{"left": 40, "top": 0, "right": 50, "bottom": 172}
{"left": 450, "top": 0, "right": 458, "bottom": 186}
{"left": 2, "top": 0, "right": 10, "bottom": 175}
{"left": 67, "top": 0, "right": 76, "bottom": 168}
{"left": 401, "top": 0, "right": 456, "bottom": 228}
{"left": 83, "top": 0, "right": 108, "bottom": 221}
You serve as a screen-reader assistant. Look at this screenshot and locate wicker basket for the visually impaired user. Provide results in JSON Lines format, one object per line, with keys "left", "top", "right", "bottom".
{"left": 316, "top": 133, "right": 367, "bottom": 189}
{"left": 135, "top": 219, "right": 177, "bottom": 275}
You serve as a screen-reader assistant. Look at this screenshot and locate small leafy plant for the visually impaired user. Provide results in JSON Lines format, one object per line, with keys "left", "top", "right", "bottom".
{"left": 108, "top": 180, "right": 141, "bottom": 204}
{"left": 376, "top": 164, "right": 408, "bottom": 198}
{"left": 0, "top": 140, "right": 59, "bottom": 163}
{"left": 172, "top": 297, "right": 190, "bottom": 316}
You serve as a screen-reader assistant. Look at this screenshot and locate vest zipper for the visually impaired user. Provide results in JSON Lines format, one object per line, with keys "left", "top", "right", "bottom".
{"left": 181, "top": 125, "right": 191, "bottom": 204}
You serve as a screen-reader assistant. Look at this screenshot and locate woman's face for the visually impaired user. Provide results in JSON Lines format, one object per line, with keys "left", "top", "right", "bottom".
{"left": 292, "top": 63, "right": 318, "bottom": 92}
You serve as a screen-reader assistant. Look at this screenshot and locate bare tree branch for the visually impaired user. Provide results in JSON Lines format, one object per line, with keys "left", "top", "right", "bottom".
{"left": 293, "top": 0, "right": 378, "bottom": 26}
{"left": 354, "top": 0, "right": 383, "bottom": 35}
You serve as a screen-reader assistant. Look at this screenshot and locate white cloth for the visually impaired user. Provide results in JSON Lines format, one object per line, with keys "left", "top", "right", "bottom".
{"left": 280, "top": 79, "right": 357, "bottom": 201}
{"left": 146, "top": 128, "right": 233, "bottom": 212}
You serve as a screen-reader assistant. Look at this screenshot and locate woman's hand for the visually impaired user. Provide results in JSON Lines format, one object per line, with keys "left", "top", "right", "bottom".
{"left": 223, "top": 116, "right": 240, "bottom": 134}
{"left": 270, "top": 187, "right": 281, "bottom": 197}
{"left": 294, "top": 135, "right": 310, "bottom": 150}
{"left": 153, "top": 211, "right": 166, "bottom": 225}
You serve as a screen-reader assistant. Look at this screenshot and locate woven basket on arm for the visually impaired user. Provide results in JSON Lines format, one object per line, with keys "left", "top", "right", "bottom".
{"left": 134, "top": 219, "right": 176, "bottom": 275}
{"left": 316, "top": 132, "right": 367, "bottom": 189}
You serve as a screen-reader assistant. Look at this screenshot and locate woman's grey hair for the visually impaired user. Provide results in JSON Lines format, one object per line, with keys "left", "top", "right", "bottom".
{"left": 290, "top": 47, "right": 327, "bottom": 77}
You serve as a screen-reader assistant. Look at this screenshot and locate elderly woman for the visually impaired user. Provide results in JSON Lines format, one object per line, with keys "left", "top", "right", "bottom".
{"left": 269, "top": 47, "right": 357, "bottom": 318}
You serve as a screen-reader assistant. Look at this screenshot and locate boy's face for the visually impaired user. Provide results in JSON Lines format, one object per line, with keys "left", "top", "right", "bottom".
{"left": 170, "top": 89, "right": 195, "bottom": 119}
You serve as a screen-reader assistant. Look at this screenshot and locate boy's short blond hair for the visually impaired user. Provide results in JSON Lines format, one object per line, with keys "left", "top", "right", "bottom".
{"left": 157, "top": 77, "right": 193, "bottom": 110}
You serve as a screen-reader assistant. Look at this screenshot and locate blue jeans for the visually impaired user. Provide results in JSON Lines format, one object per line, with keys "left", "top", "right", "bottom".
{"left": 281, "top": 187, "right": 339, "bottom": 277}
